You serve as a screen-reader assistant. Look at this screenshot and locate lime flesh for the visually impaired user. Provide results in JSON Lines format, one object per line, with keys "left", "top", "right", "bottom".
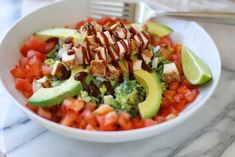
{"left": 182, "top": 46, "right": 212, "bottom": 85}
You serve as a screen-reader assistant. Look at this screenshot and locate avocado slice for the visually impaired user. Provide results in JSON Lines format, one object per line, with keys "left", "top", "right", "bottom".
{"left": 34, "top": 28, "right": 84, "bottom": 44}
{"left": 147, "top": 21, "right": 173, "bottom": 37}
{"left": 119, "top": 61, "right": 163, "bottom": 119}
{"left": 136, "top": 70, "right": 163, "bottom": 119}
{"left": 28, "top": 67, "right": 83, "bottom": 107}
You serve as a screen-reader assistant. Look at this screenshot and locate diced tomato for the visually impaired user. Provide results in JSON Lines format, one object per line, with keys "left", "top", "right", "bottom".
{"left": 75, "top": 113, "right": 87, "bottom": 129}
{"left": 85, "top": 102, "right": 97, "bottom": 111}
{"left": 25, "top": 103, "right": 38, "bottom": 113}
{"left": 169, "top": 106, "right": 178, "bottom": 115}
{"left": 82, "top": 109, "right": 98, "bottom": 127}
{"left": 184, "top": 89, "right": 199, "bottom": 103}
{"left": 96, "top": 115, "right": 105, "bottom": 126}
{"left": 99, "top": 124, "right": 117, "bottom": 131}
{"left": 41, "top": 64, "right": 52, "bottom": 76}
{"left": 97, "top": 17, "right": 112, "bottom": 26}
{"left": 27, "top": 50, "right": 45, "bottom": 61}
{"left": 76, "top": 21, "right": 85, "bottom": 29}
{"left": 168, "top": 82, "right": 179, "bottom": 90}
{"left": 71, "top": 99, "right": 85, "bottom": 113}
{"left": 63, "top": 98, "right": 75, "bottom": 107}
{"left": 85, "top": 124, "right": 96, "bottom": 131}
{"left": 27, "top": 64, "right": 42, "bottom": 79}
{"left": 161, "top": 97, "right": 171, "bottom": 108}
{"left": 155, "top": 116, "right": 166, "bottom": 124}
{"left": 143, "top": 119, "right": 156, "bottom": 127}
{"left": 151, "top": 36, "right": 161, "bottom": 46}
{"left": 20, "top": 43, "right": 30, "bottom": 57}
{"left": 182, "top": 79, "right": 193, "bottom": 89}
{"left": 15, "top": 78, "right": 32, "bottom": 92}
{"left": 103, "top": 111, "right": 118, "bottom": 126}
{"left": 177, "top": 85, "right": 189, "bottom": 94}
{"left": 28, "top": 55, "right": 43, "bottom": 65}
{"left": 175, "top": 100, "right": 186, "bottom": 112}
{"left": 158, "top": 107, "right": 171, "bottom": 117}
{"left": 10, "top": 66, "right": 26, "bottom": 79}
{"left": 160, "top": 36, "right": 172, "bottom": 46}
{"left": 97, "top": 115, "right": 117, "bottom": 131}
{"left": 27, "top": 36, "right": 46, "bottom": 53}
{"left": 25, "top": 74, "right": 35, "bottom": 83}
{"left": 118, "top": 112, "right": 134, "bottom": 130}
{"left": 37, "top": 107, "right": 52, "bottom": 120}
{"left": 174, "top": 93, "right": 184, "bottom": 103}
{"left": 132, "top": 116, "right": 142, "bottom": 129}
{"left": 19, "top": 57, "right": 28, "bottom": 67}
{"left": 86, "top": 17, "right": 94, "bottom": 23}
{"left": 63, "top": 98, "right": 85, "bottom": 113}
{"left": 45, "top": 38, "right": 58, "bottom": 53}
{"left": 60, "top": 112, "right": 77, "bottom": 126}
{"left": 164, "top": 90, "right": 177, "bottom": 102}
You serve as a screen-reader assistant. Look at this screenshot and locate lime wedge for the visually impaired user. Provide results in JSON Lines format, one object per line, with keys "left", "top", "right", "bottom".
{"left": 182, "top": 46, "right": 212, "bottom": 85}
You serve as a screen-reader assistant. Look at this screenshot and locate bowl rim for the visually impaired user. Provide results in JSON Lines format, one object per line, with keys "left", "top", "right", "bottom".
{"left": 0, "top": 0, "right": 221, "bottom": 140}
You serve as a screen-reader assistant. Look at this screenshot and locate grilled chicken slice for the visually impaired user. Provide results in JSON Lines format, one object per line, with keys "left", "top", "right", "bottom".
{"left": 80, "top": 22, "right": 102, "bottom": 37}
{"left": 90, "top": 21, "right": 103, "bottom": 32}
{"left": 90, "top": 60, "right": 107, "bottom": 77}
{"left": 32, "top": 76, "right": 51, "bottom": 92}
{"left": 74, "top": 46, "right": 89, "bottom": 65}
{"left": 134, "top": 32, "right": 149, "bottom": 49}
{"left": 51, "top": 61, "right": 70, "bottom": 80}
{"left": 113, "top": 27, "right": 131, "bottom": 39}
{"left": 85, "top": 35, "right": 100, "bottom": 48}
{"left": 110, "top": 22, "right": 122, "bottom": 31}
{"left": 107, "top": 64, "right": 121, "bottom": 79}
{"left": 62, "top": 50, "right": 78, "bottom": 69}
{"left": 97, "top": 31, "right": 115, "bottom": 45}
{"left": 130, "top": 23, "right": 146, "bottom": 34}
{"left": 141, "top": 49, "right": 153, "bottom": 64}
{"left": 163, "top": 63, "right": 180, "bottom": 82}
{"left": 93, "top": 47, "right": 108, "bottom": 61}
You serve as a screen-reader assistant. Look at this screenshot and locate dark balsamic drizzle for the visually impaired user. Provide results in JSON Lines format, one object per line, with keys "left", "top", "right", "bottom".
{"left": 74, "top": 72, "right": 100, "bottom": 97}
{"left": 113, "top": 43, "right": 120, "bottom": 55}
{"left": 81, "top": 46, "right": 88, "bottom": 67}
{"left": 67, "top": 49, "right": 75, "bottom": 55}
{"left": 103, "top": 80, "right": 114, "bottom": 95}
{"left": 86, "top": 23, "right": 97, "bottom": 35}
{"left": 100, "top": 31, "right": 110, "bottom": 45}
{"left": 126, "top": 60, "right": 135, "bottom": 80}
{"left": 74, "top": 72, "right": 89, "bottom": 91}
{"left": 120, "top": 40, "right": 128, "bottom": 53}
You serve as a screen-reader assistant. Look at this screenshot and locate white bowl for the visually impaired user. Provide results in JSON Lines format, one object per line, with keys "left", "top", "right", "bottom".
{"left": 0, "top": 0, "right": 221, "bottom": 143}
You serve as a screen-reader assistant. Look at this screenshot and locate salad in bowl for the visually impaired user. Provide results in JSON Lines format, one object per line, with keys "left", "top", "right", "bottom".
{"left": 10, "top": 17, "right": 212, "bottom": 131}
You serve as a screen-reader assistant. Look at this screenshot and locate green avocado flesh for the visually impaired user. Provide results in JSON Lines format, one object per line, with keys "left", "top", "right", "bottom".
{"left": 135, "top": 70, "right": 163, "bottom": 119}
{"left": 28, "top": 68, "right": 83, "bottom": 107}
{"left": 119, "top": 61, "right": 163, "bottom": 119}
{"left": 147, "top": 21, "right": 173, "bottom": 37}
{"left": 34, "top": 28, "right": 84, "bottom": 44}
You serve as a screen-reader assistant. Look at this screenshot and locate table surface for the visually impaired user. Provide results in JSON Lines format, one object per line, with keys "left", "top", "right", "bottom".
{"left": 1, "top": 1, "right": 235, "bottom": 157}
